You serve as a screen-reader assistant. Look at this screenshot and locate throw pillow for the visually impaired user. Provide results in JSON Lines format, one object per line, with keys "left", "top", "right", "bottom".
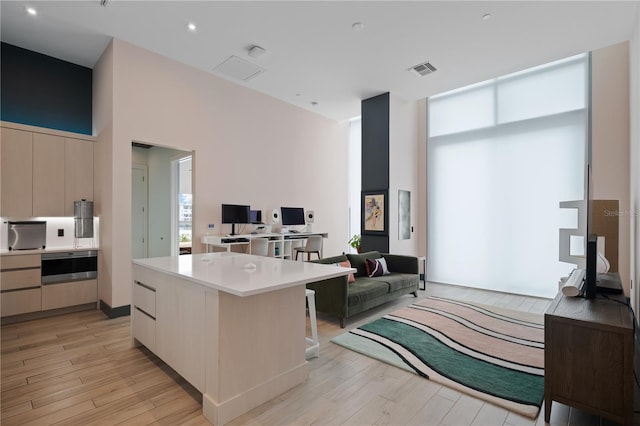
{"left": 366, "top": 257, "right": 389, "bottom": 277}
{"left": 346, "top": 251, "right": 382, "bottom": 277}
{"left": 336, "top": 260, "right": 355, "bottom": 283}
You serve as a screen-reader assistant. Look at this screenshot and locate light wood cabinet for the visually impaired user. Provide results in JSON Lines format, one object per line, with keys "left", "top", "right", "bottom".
{"left": 1, "top": 254, "right": 41, "bottom": 317}
{"left": 33, "top": 133, "right": 65, "bottom": 216}
{"left": 41, "top": 279, "right": 97, "bottom": 310}
{"left": 1, "top": 128, "right": 33, "bottom": 217}
{"left": 1, "top": 123, "right": 95, "bottom": 217}
{"left": 132, "top": 266, "right": 205, "bottom": 392}
{"left": 65, "top": 138, "right": 94, "bottom": 215}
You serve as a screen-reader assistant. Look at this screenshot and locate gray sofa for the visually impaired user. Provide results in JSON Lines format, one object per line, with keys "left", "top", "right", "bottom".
{"left": 308, "top": 251, "right": 419, "bottom": 328}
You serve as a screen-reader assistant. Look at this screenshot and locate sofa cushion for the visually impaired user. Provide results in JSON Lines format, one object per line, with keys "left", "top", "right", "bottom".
{"left": 346, "top": 251, "right": 381, "bottom": 277}
{"left": 369, "top": 273, "right": 418, "bottom": 293}
{"left": 347, "top": 278, "right": 390, "bottom": 307}
{"left": 366, "top": 257, "right": 389, "bottom": 277}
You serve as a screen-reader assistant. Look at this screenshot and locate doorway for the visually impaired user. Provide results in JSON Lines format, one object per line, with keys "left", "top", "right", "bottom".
{"left": 132, "top": 144, "right": 193, "bottom": 259}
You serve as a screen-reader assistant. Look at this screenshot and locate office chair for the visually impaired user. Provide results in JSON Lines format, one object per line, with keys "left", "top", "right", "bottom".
{"left": 294, "top": 235, "right": 322, "bottom": 261}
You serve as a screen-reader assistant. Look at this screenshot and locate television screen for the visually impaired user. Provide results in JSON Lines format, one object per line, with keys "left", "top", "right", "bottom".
{"left": 249, "top": 210, "right": 262, "bottom": 224}
{"left": 281, "top": 207, "right": 305, "bottom": 226}
{"left": 221, "top": 204, "right": 250, "bottom": 224}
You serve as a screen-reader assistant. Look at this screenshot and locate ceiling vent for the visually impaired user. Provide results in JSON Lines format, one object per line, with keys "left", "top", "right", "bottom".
{"left": 410, "top": 61, "right": 437, "bottom": 77}
{"left": 213, "top": 55, "right": 265, "bottom": 81}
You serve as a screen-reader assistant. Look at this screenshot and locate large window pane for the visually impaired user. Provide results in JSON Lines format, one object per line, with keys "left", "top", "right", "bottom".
{"left": 498, "top": 60, "right": 587, "bottom": 124}
{"left": 427, "top": 54, "right": 588, "bottom": 298}
{"left": 428, "top": 83, "right": 494, "bottom": 137}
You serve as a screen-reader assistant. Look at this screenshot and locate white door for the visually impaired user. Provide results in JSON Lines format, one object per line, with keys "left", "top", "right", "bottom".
{"left": 132, "top": 165, "right": 148, "bottom": 259}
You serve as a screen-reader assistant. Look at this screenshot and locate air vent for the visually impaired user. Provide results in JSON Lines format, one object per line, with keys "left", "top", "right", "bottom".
{"left": 410, "top": 61, "right": 437, "bottom": 77}
{"left": 213, "top": 55, "right": 265, "bottom": 81}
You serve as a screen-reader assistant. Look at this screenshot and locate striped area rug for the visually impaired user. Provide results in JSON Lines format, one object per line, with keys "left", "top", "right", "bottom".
{"left": 331, "top": 296, "right": 544, "bottom": 419}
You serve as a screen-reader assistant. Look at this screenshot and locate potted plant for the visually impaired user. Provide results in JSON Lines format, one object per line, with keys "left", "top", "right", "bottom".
{"left": 348, "top": 234, "right": 362, "bottom": 253}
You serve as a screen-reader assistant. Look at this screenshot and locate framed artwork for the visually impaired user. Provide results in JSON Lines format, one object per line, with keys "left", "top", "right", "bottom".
{"left": 362, "top": 190, "right": 388, "bottom": 235}
{"left": 398, "top": 190, "right": 410, "bottom": 240}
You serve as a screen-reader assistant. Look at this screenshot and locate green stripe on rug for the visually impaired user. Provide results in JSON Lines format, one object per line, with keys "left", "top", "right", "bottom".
{"left": 360, "top": 317, "right": 543, "bottom": 407}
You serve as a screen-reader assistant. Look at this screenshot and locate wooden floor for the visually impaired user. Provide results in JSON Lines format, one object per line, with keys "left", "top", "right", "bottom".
{"left": 1, "top": 282, "right": 636, "bottom": 425}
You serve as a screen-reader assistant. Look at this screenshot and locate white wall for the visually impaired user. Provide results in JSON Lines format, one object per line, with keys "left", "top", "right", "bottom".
{"left": 630, "top": 8, "right": 640, "bottom": 314}
{"left": 94, "top": 39, "right": 349, "bottom": 308}
{"left": 592, "top": 41, "right": 631, "bottom": 294}
{"left": 92, "top": 41, "right": 114, "bottom": 306}
{"left": 389, "top": 95, "right": 419, "bottom": 255}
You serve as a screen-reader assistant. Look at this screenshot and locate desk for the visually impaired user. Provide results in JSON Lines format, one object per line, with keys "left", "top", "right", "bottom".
{"left": 201, "top": 232, "right": 328, "bottom": 259}
{"left": 544, "top": 273, "right": 633, "bottom": 425}
{"left": 132, "top": 253, "right": 354, "bottom": 425}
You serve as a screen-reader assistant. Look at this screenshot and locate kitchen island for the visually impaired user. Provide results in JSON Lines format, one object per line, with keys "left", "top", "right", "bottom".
{"left": 131, "top": 252, "right": 353, "bottom": 425}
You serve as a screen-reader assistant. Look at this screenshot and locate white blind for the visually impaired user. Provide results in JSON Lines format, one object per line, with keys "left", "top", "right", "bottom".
{"left": 427, "top": 54, "right": 588, "bottom": 298}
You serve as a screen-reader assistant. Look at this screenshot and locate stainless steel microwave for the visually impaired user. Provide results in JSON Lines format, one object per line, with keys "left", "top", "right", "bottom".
{"left": 8, "top": 221, "right": 46, "bottom": 250}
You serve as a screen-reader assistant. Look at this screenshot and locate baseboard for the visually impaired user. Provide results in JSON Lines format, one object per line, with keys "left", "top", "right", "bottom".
{"left": 99, "top": 299, "right": 131, "bottom": 319}
{"left": 1, "top": 303, "right": 96, "bottom": 325}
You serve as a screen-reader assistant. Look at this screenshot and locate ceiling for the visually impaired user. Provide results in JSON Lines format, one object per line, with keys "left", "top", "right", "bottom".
{"left": 1, "top": 1, "right": 638, "bottom": 122}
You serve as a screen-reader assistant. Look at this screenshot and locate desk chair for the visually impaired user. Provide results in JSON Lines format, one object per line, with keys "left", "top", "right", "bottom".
{"left": 250, "top": 238, "right": 269, "bottom": 256}
{"left": 294, "top": 235, "right": 322, "bottom": 261}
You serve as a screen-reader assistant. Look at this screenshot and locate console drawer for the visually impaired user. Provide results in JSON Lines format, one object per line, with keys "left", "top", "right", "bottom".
{"left": 41, "top": 279, "right": 97, "bottom": 310}
{"left": 1, "top": 254, "right": 40, "bottom": 270}
{"left": 133, "top": 281, "right": 156, "bottom": 317}
{"left": 133, "top": 307, "right": 156, "bottom": 351}
{"left": 1, "top": 288, "right": 42, "bottom": 317}
{"left": 1, "top": 268, "right": 41, "bottom": 291}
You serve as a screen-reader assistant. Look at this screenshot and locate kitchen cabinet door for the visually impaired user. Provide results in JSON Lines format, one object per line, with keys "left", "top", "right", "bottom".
{"left": 1, "top": 128, "right": 33, "bottom": 217}
{"left": 65, "top": 138, "right": 94, "bottom": 216}
{"left": 33, "top": 133, "right": 65, "bottom": 216}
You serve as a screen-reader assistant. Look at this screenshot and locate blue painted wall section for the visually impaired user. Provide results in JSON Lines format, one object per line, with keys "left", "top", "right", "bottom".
{"left": 1, "top": 42, "right": 92, "bottom": 135}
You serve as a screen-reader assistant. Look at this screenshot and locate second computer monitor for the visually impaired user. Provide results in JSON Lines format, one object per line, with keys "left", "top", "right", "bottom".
{"left": 280, "top": 207, "right": 306, "bottom": 226}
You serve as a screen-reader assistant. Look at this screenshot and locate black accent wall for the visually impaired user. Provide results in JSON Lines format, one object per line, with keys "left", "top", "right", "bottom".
{"left": 361, "top": 93, "right": 390, "bottom": 253}
{"left": 1, "top": 43, "right": 92, "bottom": 135}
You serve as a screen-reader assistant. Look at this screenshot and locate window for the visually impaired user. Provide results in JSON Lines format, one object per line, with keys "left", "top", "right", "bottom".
{"left": 427, "top": 54, "right": 589, "bottom": 298}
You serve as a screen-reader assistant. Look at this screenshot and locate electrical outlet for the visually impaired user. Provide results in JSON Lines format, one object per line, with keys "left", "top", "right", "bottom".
{"left": 57, "top": 229, "right": 64, "bottom": 237}
{"left": 208, "top": 224, "right": 215, "bottom": 229}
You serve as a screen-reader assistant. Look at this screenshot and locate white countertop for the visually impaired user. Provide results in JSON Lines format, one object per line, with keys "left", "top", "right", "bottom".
{"left": 0, "top": 246, "right": 99, "bottom": 256}
{"left": 132, "top": 252, "right": 353, "bottom": 297}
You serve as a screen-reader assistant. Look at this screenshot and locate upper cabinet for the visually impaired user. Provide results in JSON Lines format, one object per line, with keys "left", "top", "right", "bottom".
{"left": 33, "top": 133, "right": 65, "bottom": 216}
{"left": 1, "top": 123, "right": 95, "bottom": 217}
{"left": 64, "top": 138, "right": 94, "bottom": 216}
{"left": 1, "top": 128, "right": 33, "bottom": 217}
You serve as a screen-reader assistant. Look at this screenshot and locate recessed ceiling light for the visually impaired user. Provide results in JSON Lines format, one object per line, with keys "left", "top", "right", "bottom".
{"left": 352, "top": 22, "right": 364, "bottom": 31}
{"left": 187, "top": 22, "right": 197, "bottom": 32}
{"left": 26, "top": 6, "right": 37, "bottom": 16}
{"left": 482, "top": 13, "right": 492, "bottom": 21}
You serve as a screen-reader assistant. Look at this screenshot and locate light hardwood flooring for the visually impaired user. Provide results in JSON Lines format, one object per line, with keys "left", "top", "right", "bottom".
{"left": 1, "top": 282, "right": 636, "bottom": 425}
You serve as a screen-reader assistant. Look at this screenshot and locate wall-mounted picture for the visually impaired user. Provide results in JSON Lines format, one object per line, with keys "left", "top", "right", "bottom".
{"left": 399, "top": 189, "right": 410, "bottom": 240}
{"left": 362, "top": 190, "right": 388, "bottom": 235}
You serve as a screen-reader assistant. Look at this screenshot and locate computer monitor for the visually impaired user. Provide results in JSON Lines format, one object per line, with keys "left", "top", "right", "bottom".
{"left": 281, "top": 207, "right": 306, "bottom": 226}
{"left": 221, "top": 204, "right": 250, "bottom": 235}
{"left": 249, "top": 210, "right": 262, "bottom": 224}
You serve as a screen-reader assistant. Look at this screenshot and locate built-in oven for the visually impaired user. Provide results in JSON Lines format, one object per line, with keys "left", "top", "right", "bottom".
{"left": 41, "top": 250, "right": 98, "bottom": 284}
